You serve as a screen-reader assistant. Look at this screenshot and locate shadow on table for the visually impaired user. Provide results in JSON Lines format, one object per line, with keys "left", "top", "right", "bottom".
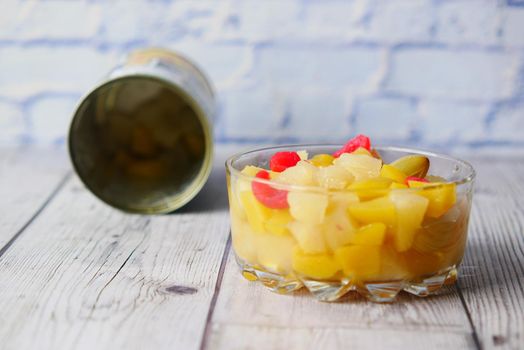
{"left": 174, "top": 164, "right": 229, "bottom": 214}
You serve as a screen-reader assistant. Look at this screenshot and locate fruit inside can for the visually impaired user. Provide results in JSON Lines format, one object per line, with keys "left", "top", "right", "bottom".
{"left": 70, "top": 76, "right": 210, "bottom": 213}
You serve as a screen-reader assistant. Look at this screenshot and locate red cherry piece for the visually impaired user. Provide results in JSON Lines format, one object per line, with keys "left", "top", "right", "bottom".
{"left": 252, "top": 170, "right": 289, "bottom": 209}
{"left": 269, "top": 151, "right": 301, "bottom": 172}
{"left": 405, "top": 176, "right": 429, "bottom": 185}
{"left": 333, "top": 134, "right": 371, "bottom": 158}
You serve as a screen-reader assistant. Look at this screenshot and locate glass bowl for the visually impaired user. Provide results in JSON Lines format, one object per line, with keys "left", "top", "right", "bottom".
{"left": 225, "top": 145, "right": 475, "bottom": 302}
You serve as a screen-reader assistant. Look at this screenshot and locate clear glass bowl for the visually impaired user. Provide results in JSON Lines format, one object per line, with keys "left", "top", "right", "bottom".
{"left": 225, "top": 145, "right": 475, "bottom": 302}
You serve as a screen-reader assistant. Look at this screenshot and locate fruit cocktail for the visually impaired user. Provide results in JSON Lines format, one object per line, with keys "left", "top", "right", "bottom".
{"left": 225, "top": 135, "right": 475, "bottom": 302}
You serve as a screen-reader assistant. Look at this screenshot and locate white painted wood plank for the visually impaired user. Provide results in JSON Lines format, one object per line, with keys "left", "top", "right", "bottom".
{"left": 458, "top": 159, "right": 524, "bottom": 349}
{"left": 0, "top": 148, "right": 233, "bottom": 350}
{"left": 207, "top": 250, "right": 474, "bottom": 350}
{"left": 0, "top": 147, "right": 69, "bottom": 247}
{"left": 209, "top": 324, "right": 475, "bottom": 350}
{"left": 2, "top": 146, "right": 522, "bottom": 350}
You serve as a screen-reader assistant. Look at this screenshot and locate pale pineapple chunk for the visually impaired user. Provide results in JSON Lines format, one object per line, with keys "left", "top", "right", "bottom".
{"left": 288, "top": 191, "right": 328, "bottom": 224}
{"left": 390, "top": 191, "right": 429, "bottom": 252}
{"left": 239, "top": 191, "right": 271, "bottom": 233}
{"left": 241, "top": 165, "right": 264, "bottom": 177}
{"left": 316, "top": 165, "right": 354, "bottom": 189}
{"left": 257, "top": 234, "right": 295, "bottom": 274}
{"left": 230, "top": 215, "right": 258, "bottom": 264}
{"left": 234, "top": 166, "right": 264, "bottom": 208}
{"left": 330, "top": 192, "right": 360, "bottom": 207}
{"left": 333, "top": 153, "right": 382, "bottom": 181}
{"left": 288, "top": 221, "right": 327, "bottom": 254}
{"left": 227, "top": 179, "right": 246, "bottom": 220}
{"left": 292, "top": 249, "right": 341, "bottom": 279}
{"left": 322, "top": 193, "right": 360, "bottom": 251}
{"left": 274, "top": 160, "right": 318, "bottom": 186}
{"left": 297, "top": 150, "right": 309, "bottom": 160}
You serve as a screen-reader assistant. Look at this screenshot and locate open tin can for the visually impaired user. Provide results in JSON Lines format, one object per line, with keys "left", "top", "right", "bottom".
{"left": 69, "top": 48, "right": 215, "bottom": 214}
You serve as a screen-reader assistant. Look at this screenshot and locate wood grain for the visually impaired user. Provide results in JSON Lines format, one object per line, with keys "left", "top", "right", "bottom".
{"left": 0, "top": 155, "right": 231, "bottom": 349}
{"left": 0, "top": 147, "right": 70, "bottom": 248}
{"left": 1, "top": 147, "right": 523, "bottom": 350}
{"left": 457, "top": 159, "right": 524, "bottom": 349}
{"left": 209, "top": 324, "right": 474, "bottom": 350}
{"left": 206, "top": 250, "right": 475, "bottom": 349}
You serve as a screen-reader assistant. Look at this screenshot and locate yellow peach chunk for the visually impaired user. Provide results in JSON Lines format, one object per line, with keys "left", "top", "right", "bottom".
{"left": 390, "top": 182, "right": 409, "bottom": 189}
{"left": 264, "top": 209, "right": 293, "bottom": 235}
{"left": 407, "top": 180, "right": 430, "bottom": 187}
{"left": 380, "top": 164, "right": 407, "bottom": 184}
{"left": 348, "top": 178, "right": 392, "bottom": 200}
{"left": 351, "top": 147, "right": 373, "bottom": 156}
{"left": 292, "top": 249, "right": 341, "bottom": 279}
{"left": 350, "top": 223, "right": 386, "bottom": 246}
{"left": 390, "top": 155, "right": 429, "bottom": 178}
{"left": 310, "top": 153, "right": 334, "bottom": 167}
{"left": 409, "top": 182, "right": 457, "bottom": 218}
{"left": 335, "top": 245, "right": 381, "bottom": 280}
{"left": 390, "top": 191, "right": 429, "bottom": 252}
{"left": 348, "top": 196, "right": 396, "bottom": 227}
{"left": 239, "top": 191, "right": 271, "bottom": 233}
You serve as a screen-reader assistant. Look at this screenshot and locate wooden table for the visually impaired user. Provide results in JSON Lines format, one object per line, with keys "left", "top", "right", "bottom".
{"left": 0, "top": 146, "right": 522, "bottom": 350}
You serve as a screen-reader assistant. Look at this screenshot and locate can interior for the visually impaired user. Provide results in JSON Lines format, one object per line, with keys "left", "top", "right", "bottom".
{"left": 69, "top": 76, "right": 208, "bottom": 213}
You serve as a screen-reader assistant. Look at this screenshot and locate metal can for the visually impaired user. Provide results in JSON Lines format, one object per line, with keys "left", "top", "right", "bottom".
{"left": 69, "top": 48, "right": 215, "bottom": 214}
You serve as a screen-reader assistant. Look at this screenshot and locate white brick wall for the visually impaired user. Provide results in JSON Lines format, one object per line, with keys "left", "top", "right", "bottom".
{"left": 385, "top": 49, "right": 518, "bottom": 100}
{"left": 0, "top": 0, "right": 523, "bottom": 153}
{"left": 355, "top": 97, "right": 418, "bottom": 141}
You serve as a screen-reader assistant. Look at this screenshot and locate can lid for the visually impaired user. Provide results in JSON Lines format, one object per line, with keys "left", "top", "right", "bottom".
{"left": 69, "top": 73, "right": 213, "bottom": 214}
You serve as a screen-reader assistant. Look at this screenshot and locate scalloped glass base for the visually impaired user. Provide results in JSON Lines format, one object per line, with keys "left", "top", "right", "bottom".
{"left": 236, "top": 255, "right": 458, "bottom": 303}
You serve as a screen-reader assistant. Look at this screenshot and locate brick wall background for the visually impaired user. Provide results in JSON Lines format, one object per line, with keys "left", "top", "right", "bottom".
{"left": 1, "top": 0, "right": 523, "bottom": 153}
